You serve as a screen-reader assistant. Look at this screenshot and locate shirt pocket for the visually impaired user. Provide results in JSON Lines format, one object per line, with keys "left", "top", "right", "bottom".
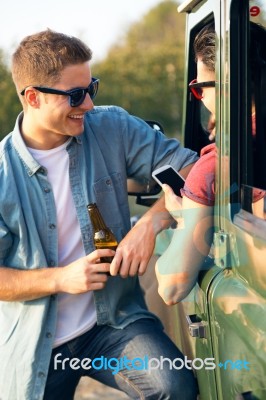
{"left": 93, "top": 173, "right": 127, "bottom": 228}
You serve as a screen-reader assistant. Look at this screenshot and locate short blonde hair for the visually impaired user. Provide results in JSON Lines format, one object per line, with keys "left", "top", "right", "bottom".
{"left": 12, "top": 29, "right": 93, "bottom": 95}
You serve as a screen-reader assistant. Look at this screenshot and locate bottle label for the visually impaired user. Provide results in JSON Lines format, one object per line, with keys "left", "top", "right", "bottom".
{"left": 94, "top": 230, "right": 106, "bottom": 240}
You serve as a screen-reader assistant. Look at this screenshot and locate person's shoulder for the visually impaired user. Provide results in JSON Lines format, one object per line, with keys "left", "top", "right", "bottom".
{"left": 85, "top": 105, "right": 129, "bottom": 119}
{"left": 194, "top": 143, "right": 216, "bottom": 172}
{"left": 181, "top": 143, "right": 216, "bottom": 206}
{"left": 199, "top": 143, "right": 216, "bottom": 158}
{"left": 82, "top": 106, "right": 133, "bottom": 141}
{"left": 0, "top": 133, "right": 13, "bottom": 161}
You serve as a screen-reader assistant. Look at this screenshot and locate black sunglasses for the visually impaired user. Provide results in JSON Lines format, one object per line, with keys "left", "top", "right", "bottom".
{"left": 20, "top": 77, "right": 99, "bottom": 107}
{"left": 189, "top": 79, "right": 215, "bottom": 100}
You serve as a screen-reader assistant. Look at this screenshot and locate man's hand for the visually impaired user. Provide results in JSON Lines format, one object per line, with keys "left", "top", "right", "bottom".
{"left": 110, "top": 163, "right": 196, "bottom": 279}
{"left": 161, "top": 184, "right": 183, "bottom": 221}
{"left": 110, "top": 218, "right": 156, "bottom": 278}
{"left": 0, "top": 249, "right": 115, "bottom": 302}
{"left": 56, "top": 249, "right": 115, "bottom": 293}
{"left": 110, "top": 195, "right": 174, "bottom": 278}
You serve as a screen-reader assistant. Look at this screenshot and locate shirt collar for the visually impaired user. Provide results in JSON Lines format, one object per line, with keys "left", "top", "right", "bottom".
{"left": 12, "top": 112, "right": 82, "bottom": 176}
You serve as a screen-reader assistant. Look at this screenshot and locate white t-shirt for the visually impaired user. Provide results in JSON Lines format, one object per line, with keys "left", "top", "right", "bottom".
{"left": 28, "top": 139, "right": 96, "bottom": 347}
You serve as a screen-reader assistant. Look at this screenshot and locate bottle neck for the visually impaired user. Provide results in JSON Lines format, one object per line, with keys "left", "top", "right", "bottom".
{"left": 87, "top": 203, "right": 107, "bottom": 232}
{"left": 87, "top": 203, "right": 118, "bottom": 254}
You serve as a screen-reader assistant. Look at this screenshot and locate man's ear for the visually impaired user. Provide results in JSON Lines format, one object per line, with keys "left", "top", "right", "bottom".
{"left": 24, "top": 88, "right": 40, "bottom": 108}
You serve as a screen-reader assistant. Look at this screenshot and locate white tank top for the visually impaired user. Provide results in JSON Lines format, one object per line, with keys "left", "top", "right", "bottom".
{"left": 28, "top": 139, "right": 96, "bottom": 347}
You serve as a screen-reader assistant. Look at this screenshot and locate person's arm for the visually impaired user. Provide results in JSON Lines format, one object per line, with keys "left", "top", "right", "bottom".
{"left": 0, "top": 249, "right": 115, "bottom": 301}
{"left": 110, "top": 163, "right": 196, "bottom": 278}
{"left": 155, "top": 185, "right": 214, "bottom": 305}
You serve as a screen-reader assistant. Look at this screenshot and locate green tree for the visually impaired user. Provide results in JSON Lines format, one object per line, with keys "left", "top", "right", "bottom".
{"left": 92, "top": 0, "right": 185, "bottom": 137}
{"left": 0, "top": 50, "right": 22, "bottom": 140}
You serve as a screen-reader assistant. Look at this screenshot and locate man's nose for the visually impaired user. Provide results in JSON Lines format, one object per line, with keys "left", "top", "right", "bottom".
{"left": 82, "top": 93, "right": 94, "bottom": 110}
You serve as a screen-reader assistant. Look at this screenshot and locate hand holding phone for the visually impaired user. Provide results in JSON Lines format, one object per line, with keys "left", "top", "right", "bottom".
{"left": 152, "top": 165, "right": 185, "bottom": 197}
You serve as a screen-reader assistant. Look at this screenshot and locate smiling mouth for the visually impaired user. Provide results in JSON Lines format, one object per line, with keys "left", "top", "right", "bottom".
{"left": 68, "top": 114, "right": 84, "bottom": 120}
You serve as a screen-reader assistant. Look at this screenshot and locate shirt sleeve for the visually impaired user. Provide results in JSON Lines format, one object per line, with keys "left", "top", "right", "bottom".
{"left": 253, "top": 188, "right": 266, "bottom": 202}
{"left": 122, "top": 111, "right": 199, "bottom": 177}
{"left": 181, "top": 144, "right": 216, "bottom": 206}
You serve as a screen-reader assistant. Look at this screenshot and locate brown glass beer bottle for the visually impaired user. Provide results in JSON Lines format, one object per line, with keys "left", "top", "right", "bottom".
{"left": 87, "top": 203, "right": 118, "bottom": 263}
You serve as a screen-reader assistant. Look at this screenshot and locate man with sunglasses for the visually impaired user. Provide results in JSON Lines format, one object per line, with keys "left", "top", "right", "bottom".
{"left": 156, "top": 22, "right": 266, "bottom": 304}
{"left": 0, "top": 29, "right": 198, "bottom": 400}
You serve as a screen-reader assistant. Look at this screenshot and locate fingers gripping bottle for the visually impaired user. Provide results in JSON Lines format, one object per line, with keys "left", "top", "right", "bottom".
{"left": 87, "top": 203, "right": 118, "bottom": 263}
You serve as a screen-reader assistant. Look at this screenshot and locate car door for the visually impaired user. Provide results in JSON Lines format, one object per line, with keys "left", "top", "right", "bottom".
{"left": 180, "top": 0, "right": 266, "bottom": 399}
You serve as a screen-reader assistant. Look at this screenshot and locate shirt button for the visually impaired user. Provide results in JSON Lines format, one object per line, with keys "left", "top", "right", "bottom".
{"left": 49, "top": 224, "right": 56, "bottom": 229}
{"left": 38, "top": 371, "right": 45, "bottom": 378}
{"left": 39, "top": 168, "right": 46, "bottom": 174}
{"left": 46, "top": 332, "right": 52, "bottom": 338}
{"left": 44, "top": 187, "right": 51, "bottom": 193}
{"left": 106, "top": 179, "right": 112, "bottom": 186}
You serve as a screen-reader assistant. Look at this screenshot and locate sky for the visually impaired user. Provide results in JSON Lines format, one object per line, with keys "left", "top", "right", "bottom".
{"left": 1, "top": 0, "right": 175, "bottom": 62}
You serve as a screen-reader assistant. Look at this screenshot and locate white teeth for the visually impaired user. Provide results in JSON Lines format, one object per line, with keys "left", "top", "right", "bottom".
{"left": 69, "top": 115, "right": 83, "bottom": 119}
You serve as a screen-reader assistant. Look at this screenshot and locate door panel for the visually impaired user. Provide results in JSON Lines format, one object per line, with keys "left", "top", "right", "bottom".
{"left": 207, "top": 267, "right": 266, "bottom": 399}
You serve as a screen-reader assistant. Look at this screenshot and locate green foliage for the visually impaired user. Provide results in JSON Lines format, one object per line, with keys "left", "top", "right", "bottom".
{"left": 0, "top": 50, "right": 22, "bottom": 140}
{"left": 0, "top": 1, "right": 184, "bottom": 140}
{"left": 92, "top": 0, "right": 185, "bottom": 137}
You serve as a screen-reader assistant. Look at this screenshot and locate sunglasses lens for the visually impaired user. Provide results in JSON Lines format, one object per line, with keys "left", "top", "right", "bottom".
{"left": 70, "top": 89, "right": 86, "bottom": 107}
{"left": 189, "top": 79, "right": 203, "bottom": 100}
{"left": 88, "top": 80, "right": 99, "bottom": 100}
{"left": 192, "top": 87, "right": 203, "bottom": 99}
{"left": 68, "top": 79, "right": 99, "bottom": 106}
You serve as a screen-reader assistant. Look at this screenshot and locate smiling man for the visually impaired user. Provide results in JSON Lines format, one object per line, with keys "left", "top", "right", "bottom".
{"left": 0, "top": 29, "right": 198, "bottom": 399}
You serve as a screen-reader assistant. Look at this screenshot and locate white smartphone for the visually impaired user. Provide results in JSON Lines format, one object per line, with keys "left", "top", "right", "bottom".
{"left": 152, "top": 165, "right": 185, "bottom": 196}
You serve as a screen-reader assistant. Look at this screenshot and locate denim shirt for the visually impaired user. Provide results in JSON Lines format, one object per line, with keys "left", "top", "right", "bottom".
{"left": 0, "top": 105, "right": 198, "bottom": 400}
